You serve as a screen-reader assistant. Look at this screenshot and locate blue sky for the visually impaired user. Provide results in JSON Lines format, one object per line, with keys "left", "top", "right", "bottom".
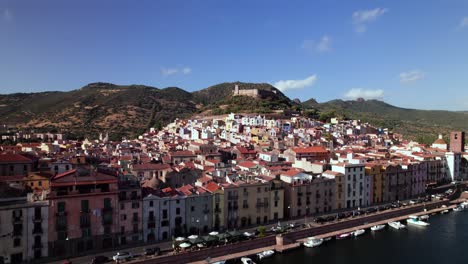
{"left": 1, "top": 0, "right": 468, "bottom": 110}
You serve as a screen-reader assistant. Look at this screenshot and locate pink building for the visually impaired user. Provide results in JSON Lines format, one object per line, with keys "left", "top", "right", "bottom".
{"left": 47, "top": 168, "right": 118, "bottom": 257}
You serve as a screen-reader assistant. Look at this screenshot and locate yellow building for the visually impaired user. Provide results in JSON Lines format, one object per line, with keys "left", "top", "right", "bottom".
{"left": 223, "top": 178, "right": 284, "bottom": 229}
{"left": 366, "top": 164, "right": 383, "bottom": 204}
{"left": 23, "top": 172, "right": 52, "bottom": 191}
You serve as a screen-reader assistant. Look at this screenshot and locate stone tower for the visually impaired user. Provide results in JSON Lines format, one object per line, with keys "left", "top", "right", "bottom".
{"left": 450, "top": 131, "right": 465, "bottom": 152}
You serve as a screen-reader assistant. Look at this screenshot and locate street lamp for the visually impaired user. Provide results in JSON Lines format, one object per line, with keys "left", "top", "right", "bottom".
{"left": 305, "top": 206, "right": 309, "bottom": 225}
{"left": 196, "top": 219, "right": 200, "bottom": 236}
{"left": 287, "top": 205, "right": 291, "bottom": 220}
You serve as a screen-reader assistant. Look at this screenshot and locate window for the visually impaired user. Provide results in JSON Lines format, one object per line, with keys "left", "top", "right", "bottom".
{"left": 149, "top": 201, "right": 154, "bottom": 207}
{"left": 120, "top": 203, "right": 125, "bottom": 210}
{"left": 132, "top": 202, "right": 139, "bottom": 209}
{"left": 82, "top": 228, "right": 91, "bottom": 237}
{"left": 104, "top": 198, "right": 111, "bottom": 208}
{"left": 38, "top": 181, "right": 42, "bottom": 186}
{"left": 176, "top": 208, "right": 180, "bottom": 215}
{"left": 81, "top": 200, "right": 89, "bottom": 212}
{"left": 14, "top": 238, "right": 21, "bottom": 247}
{"left": 58, "top": 202, "right": 65, "bottom": 212}
{"left": 162, "top": 209, "right": 168, "bottom": 219}
{"left": 121, "top": 226, "right": 125, "bottom": 234}
{"left": 121, "top": 214, "right": 126, "bottom": 220}
{"left": 191, "top": 206, "right": 195, "bottom": 212}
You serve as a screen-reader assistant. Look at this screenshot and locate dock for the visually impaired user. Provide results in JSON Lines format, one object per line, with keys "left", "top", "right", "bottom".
{"left": 297, "top": 204, "right": 456, "bottom": 242}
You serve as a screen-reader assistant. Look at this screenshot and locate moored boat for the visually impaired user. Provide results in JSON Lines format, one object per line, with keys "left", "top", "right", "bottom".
{"left": 419, "top": 215, "right": 429, "bottom": 221}
{"left": 353, "top": 229, "right": 365, "bottom": 237}
{"left": 388, "top": 221, "right": 406, "bottom": 230}
{"left": 303, "top": 237, "right": 324, "bottom": 248}
{"left": 441, "top": 209, "right": 449, "bottom": 214}
{"left": 336, "top": 233, "right": 351, "bottom": 239}
{"left": 371, "top": 225, "right": 385, "bottom": 231}
{"left": 407, "top": 217, "right": 430, "bottom": 226}
{"left": 453, "top": 206, "right": 463, "bottom": 212}
{"left": 241, "top": 257, "right": 256, "bottom": 264}
{"left": 257, "top": 250, "right": 274, "bottom": 260}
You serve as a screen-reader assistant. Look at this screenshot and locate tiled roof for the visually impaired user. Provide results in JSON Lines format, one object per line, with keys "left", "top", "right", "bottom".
{"left": 291, "top": 146, "right": 327, "bottom": 154}
{"left": 0, "top": 154, "right": 32, "bottom": 163}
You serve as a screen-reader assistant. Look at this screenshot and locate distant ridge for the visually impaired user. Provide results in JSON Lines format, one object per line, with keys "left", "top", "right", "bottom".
{"left": 0, "top": 82, "right": 466, "bottom": 142}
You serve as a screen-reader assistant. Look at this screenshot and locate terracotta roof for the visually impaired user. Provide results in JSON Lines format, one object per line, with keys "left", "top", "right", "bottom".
{"left": 282, "top": 169, "right": 303, "bottom": 177}
{"left": 204, "top": 182, "right": 220, "bottom": 193}
{"left": 0, "top": 154, "right": 32, "bottom": 163}
{"left": 238, "top": 161, "right": 258, "bottom": 169}
{"left": 132, "top": 163, "right": 171, "bottom": 171}
{"left": 291, "top": 146, "right": 327, "bottom": 154}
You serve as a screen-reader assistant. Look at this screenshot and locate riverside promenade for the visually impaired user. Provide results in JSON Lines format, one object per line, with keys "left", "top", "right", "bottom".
{"left": 132, "top": 199, "right": 450, "bottom": 264}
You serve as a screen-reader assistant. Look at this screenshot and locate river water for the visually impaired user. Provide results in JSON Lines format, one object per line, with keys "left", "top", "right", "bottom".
{"left": 260, "top": 210, "right": 468, "bottom": 264}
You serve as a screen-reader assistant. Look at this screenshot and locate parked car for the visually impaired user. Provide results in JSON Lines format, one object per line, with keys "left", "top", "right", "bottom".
{"left": 91, "top": 256, "right": 109, "bottom": 264}
{"left": 112, "top": 252, "right": 132, "bottom": 262}
{"left": 144, "top": 247, "right": 160, "bottom": 256}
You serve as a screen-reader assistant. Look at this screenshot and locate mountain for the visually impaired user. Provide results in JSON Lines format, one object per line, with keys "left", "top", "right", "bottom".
{"left": 302, "top": 99, "right": 468, "bottom": 143}
{"left": 0, "top": 82, "right": 294, "bottom": 140}
{"left": 0, "top": 82, "right": 197, "bottom": 139}
{"left": 1, "top": 81, "right": 466, "bottom": 142}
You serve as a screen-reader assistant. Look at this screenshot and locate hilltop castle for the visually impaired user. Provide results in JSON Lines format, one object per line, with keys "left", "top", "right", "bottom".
{"left": 232, "top": 84, "right": 277, "bottom": 98}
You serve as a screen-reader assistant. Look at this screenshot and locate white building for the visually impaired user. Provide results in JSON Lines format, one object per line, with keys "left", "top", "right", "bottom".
{"left": 332, "top": 163, "right": 368, "bottom": 208}
{"left": 0, "top": 193, "right": 49, "bottom": 264}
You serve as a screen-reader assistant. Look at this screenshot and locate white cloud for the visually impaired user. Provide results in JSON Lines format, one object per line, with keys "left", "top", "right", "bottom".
{"left": 399, "top": 70, "right": 425, "bottom": 83}
{"left": 273, "top": 74, "right": 317, "bottom": 92}
{"left": 161, "top": 67, "right": 192, "bottom": 76}
{"left": 352, "top": 8, "right": 388, "bottom": 33}
{"left": 2, "top": 8, "right": 13, "bottom": 22}
{"left": 344, "top": 88, "right": 384, "bottom": 100}
{"left": 161, "top": 68, "right": 179, "bottom": 76}
{"left": 301, "top": 35, "right": 332, "bottom": 53}
{"left": 182, "top": 67, "right": 192, "bottom": 74}
{"left": 459, "top": 17, "right": 468, "bottom": 28}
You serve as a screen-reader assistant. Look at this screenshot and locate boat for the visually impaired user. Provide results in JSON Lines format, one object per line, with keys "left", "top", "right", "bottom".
{"left": 336, "top": 233, "right": 351, "bottom": 239}
{"left": 407, "top": 217, "right": 430, "bottom": 226}
{"left": 303, "top": 237, "right": 324, "bottom": 248}
{"left": 460, "top": 201, "right": 468, "bottom": 209}
{"left": 453, "top": 206, "right": 463, "bottom": 212}
{"left": 212, "top": 261, "right": 226, "bottom": 264}
{"left": 323, "top": 237, "right": 332, "bottom": 241}
{"left": 257, "top": 250, "right": 275, "bottom": 260}
{"left": 419, "top": 215, "right": 429, "bottom": 221}
{"left": 388, "top": 221, "right": 406, "bottom": 230}
{"left": 371, "top": 225, "right": 385, "bottom": 231}
{"left": 241, "top": 257, "right": 256, "bottom": 264}
{"left": 353, "top": 229, "right": 365, "bottom": 237}
{"left": 441, "top": 209, "right": 449, "bottom": 214}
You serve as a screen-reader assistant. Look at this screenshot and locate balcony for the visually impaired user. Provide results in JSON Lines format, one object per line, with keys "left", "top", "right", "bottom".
{"left": 297, "top": 192, "right": 303, "bottom": 197}
{"left": 102, "top": 217, "right": 113, "bottom": 226}
{"left": 274, "top": 196, "right": 280, "bottom": 201}
{"left": 256, "top": 203, "right": 264, "bottom": 208}
{"left": 102, "top": 207, "right": 113, "bottom": 213}
{"left": 228, "top": 195, "right": 239, "bottom": 200}
{"left": 243, "top": 192, "right": 249, "bottom": 196}
{"left": 56, "top": 211, "right": 67, "bottom": 217}
{"left": 33, "top": 227, "right": 43, "bottom": 234}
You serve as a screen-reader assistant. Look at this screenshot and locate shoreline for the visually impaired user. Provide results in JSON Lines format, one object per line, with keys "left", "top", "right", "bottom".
{"left": 130, "top": 200, "right": 451, "bottom": 264}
